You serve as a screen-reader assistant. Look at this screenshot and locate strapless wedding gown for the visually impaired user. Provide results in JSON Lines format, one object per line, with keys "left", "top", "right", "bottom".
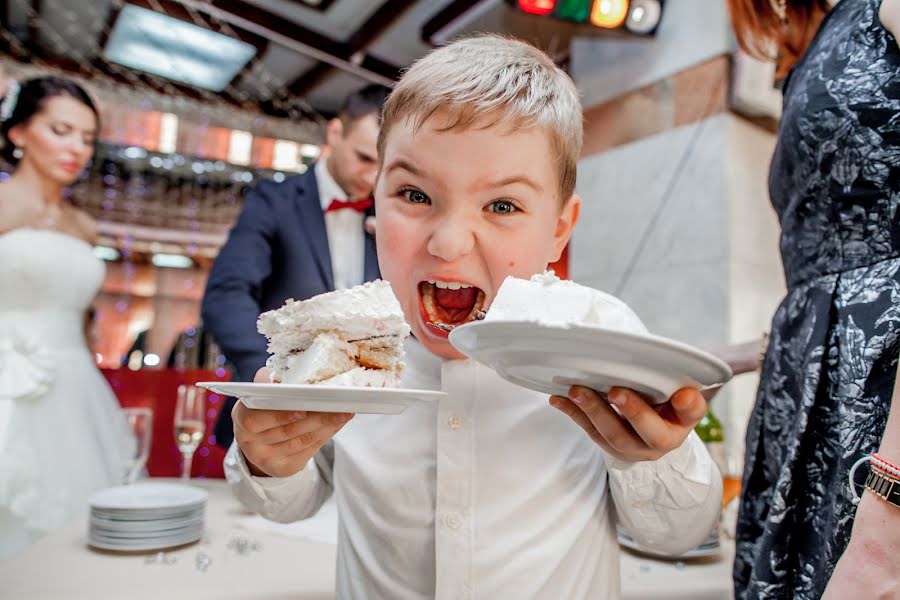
{"left": 0, "top": 228, "right": 133, "bottom": 560}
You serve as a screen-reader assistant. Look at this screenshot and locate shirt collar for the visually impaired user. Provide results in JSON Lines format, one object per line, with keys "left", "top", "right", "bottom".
{"left": 315, "top": 156, "right": 348, "bottom": 211}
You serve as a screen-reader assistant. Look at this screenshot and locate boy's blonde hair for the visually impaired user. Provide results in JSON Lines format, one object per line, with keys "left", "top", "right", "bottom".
{"left": 378, "top": 35, "right": 583, "bottom": 201}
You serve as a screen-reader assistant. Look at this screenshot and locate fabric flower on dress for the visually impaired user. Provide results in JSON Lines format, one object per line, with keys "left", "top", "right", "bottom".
{"left": 0, "top": 333, "right": 55, "bottom": 402}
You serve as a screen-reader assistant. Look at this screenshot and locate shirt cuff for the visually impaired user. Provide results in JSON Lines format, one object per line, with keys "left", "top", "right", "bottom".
{"left": 605, "top": 431, "right": 717, "bottom": 508}
{"left": 224, "top": 441, "right": 319, "bottom": 513}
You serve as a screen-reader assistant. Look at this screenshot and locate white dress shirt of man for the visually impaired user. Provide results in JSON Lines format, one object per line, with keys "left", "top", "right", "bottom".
{"left": 227, "top": 35, "right": 722, "bottom": 599}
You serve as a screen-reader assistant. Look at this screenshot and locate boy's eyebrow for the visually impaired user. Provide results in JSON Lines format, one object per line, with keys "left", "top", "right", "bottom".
{"left": 386, "top": 159, "right": 542, "bottom": 193}
{"left": 488, "top": 175, "right": 543, "bottom": 193}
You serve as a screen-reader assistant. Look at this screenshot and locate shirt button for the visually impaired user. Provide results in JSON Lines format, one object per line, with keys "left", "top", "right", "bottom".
{"left": 444, "top": 512, "right": 462, "bottom": 530}
{"left": 447, "top": 415, "right": 463, "bottom": 430}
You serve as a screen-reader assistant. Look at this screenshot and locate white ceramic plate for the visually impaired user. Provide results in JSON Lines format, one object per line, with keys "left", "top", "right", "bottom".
{"left": 90, "top": 515, "right": 204, "bottom": 534}
{"left": 197, "top": 382, "right": 446, "bottom": 414}
{"left": 90, "top": 507, "right": 204, "bottom": 523}
{"left": 617, "top": 527, "right": 721, "bottom": 559}
{"left": 89, "top": 482, "right": 208, "bottom": 512}
{"left": 90, "top": 508, "right": 203, "bottom": 522}
{"left": 89, "top": 522, "right": 204, "bottom": 539}
{"left": 449, "top": 321, "right": 732, "bottom": 404}
{"left": 88, "top": 528, "right": 203, "bottom": 552}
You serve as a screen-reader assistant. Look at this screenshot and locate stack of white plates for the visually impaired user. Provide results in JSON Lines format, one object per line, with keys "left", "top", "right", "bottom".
{"left": 88, "top": 482, "right": 208, "bottom": 551}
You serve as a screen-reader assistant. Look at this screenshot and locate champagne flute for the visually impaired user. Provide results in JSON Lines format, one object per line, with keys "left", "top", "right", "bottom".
{"left": 174, "top": 385, "right": 206, "bottom": 481}
{"left": 123, "top": 407, "right": 153, "bottom": 484}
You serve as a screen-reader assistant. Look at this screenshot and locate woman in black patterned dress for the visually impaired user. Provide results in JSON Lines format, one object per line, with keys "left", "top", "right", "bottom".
{"left": 727, "top": 0, "right": 900, "bottom": 598}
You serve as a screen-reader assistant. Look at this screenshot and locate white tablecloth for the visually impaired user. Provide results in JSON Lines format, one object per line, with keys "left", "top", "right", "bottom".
{"left": 0, "top": 479, "right": 734, "bottom": 599}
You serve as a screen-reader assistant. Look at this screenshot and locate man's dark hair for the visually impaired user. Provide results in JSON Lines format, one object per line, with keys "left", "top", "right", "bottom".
{"left": 337, "top": 84, "right": 391, "bottom": 131}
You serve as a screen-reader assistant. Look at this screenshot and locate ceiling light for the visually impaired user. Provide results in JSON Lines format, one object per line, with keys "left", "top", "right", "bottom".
{"left": 103, "top": 4, "right": 257, "bottom": 91}
{"left": 273, "top": 140, "right": 300, "bottom": 172}
{"left": 93, "top": 246, "right": 120, "bottom": 261}
{"left": 590, "top": 0, "right": 629, "bottom": 28}
{"left": 299, "top": 144, "right": 321, "bottom": 160}
{"left": 625, "top": 0, "right": 661, "bottom": 34}
{"left": 152, "top": 253, "right": 194, "bottom": 269}
{"left": 517, "top": 0, "right": 556, "bottom": 15}
{"left": 159, "top": 113, "right": 179, "bottom": 153}
{"left": 229, "top": 130, "right": 253, "bottom": 166}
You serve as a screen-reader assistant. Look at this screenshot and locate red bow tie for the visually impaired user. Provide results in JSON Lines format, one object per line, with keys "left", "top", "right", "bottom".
{"left": 325, "top": 197, "right": 373, "bottom": 213}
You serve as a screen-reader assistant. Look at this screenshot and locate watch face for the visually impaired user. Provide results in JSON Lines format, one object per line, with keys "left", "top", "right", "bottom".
{"left": 866, "top": 470, "right": 900, "bottom": 507}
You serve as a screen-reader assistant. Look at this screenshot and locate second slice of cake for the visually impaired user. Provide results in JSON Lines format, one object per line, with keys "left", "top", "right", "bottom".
{"left": 485, "top": 271, "right": 648, "bottom": 334}
{"left": 258, "top": 280, "right": 411, "bottom": 387}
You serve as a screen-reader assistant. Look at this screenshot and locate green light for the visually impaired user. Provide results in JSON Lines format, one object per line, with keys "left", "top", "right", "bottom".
{"left": 555, "top": 0, "right": 592, "bottom": 22}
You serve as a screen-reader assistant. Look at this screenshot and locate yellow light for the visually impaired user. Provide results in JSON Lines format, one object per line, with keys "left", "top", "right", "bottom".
{"left": 590, "top": 0, "right": 629, "bottom": 28}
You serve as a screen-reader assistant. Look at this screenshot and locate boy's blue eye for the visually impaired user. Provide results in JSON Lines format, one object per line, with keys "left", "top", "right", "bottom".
{"left": 402, "top": 189, "right": 430, "bottom": 204}
{"left": 488, "top": 200, "right": 516, "bottom": 214}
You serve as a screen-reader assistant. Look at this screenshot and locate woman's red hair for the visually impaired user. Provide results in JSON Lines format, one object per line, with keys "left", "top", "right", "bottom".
{"left": 727, "top": 0, "right": 831, "bottom": 77}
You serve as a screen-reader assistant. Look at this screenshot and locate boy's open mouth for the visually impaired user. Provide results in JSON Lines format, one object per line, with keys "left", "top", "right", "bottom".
{"left": 418, "top": 280, "right": 486, "bottom": 334}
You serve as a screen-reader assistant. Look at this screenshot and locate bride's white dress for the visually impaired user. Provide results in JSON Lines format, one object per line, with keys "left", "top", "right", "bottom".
{"left": 0, "top": 228, "right": 133, "bottom": 560}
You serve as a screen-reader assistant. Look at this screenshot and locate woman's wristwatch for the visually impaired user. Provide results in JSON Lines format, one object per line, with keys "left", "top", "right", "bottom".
{"left": 865, "top": 468, "right": 900, "bottom": 509}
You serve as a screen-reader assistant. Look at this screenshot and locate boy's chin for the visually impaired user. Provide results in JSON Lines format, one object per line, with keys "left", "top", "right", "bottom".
{"left": 414, "top": 327, "right": 467, "bottom": 360}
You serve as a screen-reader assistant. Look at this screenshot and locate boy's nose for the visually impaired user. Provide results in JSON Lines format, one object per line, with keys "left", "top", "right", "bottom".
{"left": 426, "top": 216, "right": 475, "bottom": 262}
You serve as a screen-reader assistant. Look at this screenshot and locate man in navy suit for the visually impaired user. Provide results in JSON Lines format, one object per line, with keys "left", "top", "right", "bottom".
{"left": 202, "top": 85, "right": 390, "bottom": 448}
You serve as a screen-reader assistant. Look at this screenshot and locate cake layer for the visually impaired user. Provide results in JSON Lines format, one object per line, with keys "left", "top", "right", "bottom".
{"left": 269, "top": 333, "right": 357, "bottom": 385}
{"left": 486, "top": 271, "right": 648, "bottom": 334}
{"left": 258, "top": 280, "right": 411, "bottom": 389}
{"left": 259, "top": 280, "right": 410, "bottom": 353}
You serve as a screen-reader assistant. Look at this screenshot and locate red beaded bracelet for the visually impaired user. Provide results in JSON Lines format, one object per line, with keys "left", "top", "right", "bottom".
{"left": 871, "top": 453, "right": 900, "bottom": 478}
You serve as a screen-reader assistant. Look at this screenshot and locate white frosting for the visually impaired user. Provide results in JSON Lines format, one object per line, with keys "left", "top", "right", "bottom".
{"left": 485, "top": 271, "right": 648, "bottom": 334}
{"left": 258, "top": 280, "right": 410, "bottom": 354}
{"left": 259, "top": 280, "right": 411, "bottom": 387}
{"left": 319, "top": 367, "right": 398, "bottom": 388}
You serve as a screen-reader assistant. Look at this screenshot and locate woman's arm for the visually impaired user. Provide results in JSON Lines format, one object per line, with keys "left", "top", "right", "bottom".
{"left": 822, "top": 357, "right": 900, "bottom": 598}
{"left": 881, "top": 0, "right": 900, "bottom": 46}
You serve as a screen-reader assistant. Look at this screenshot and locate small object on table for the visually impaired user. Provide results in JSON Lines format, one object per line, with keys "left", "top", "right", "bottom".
{"left": 144, "top": 552, "right": 176, "bottom": 565}
{"left": 195, "top": 552, "right": 212, "bottom": 572}
{"left": 227, "top": 536, "right": 262, "bottom": 555}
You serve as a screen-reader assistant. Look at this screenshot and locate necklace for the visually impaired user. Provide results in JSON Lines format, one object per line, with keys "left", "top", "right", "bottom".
{"left": 38, "top": 203, "right": 62, "bottom": 227}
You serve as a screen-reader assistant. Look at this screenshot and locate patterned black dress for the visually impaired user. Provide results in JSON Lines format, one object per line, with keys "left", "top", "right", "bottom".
{"left": 733, "top": 0, "right": 900, "bottom": 598}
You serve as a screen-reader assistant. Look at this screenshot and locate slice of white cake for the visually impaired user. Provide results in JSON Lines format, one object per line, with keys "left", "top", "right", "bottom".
{"left": 258, "top": 280, "right": 411, "bottom": 386}
{"left": 486, "top": 271, "right": 648, "bottom": 334}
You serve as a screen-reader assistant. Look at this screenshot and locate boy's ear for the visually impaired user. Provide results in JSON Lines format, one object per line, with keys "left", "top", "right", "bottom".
{"left": 325, "top": 118, "right": 344, "bottom": 147}
{"left": 550, "top": 193, "right": 581, "bottom": 262}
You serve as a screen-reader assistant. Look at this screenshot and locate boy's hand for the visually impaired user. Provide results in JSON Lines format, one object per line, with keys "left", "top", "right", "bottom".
{"left": 549, "top": 385, "right": 706, "bottom": 462}
{"left": 232, "top": 367, "right": 354, "bottom": 478}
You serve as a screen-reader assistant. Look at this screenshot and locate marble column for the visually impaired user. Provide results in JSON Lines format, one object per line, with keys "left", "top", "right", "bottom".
{"left": 572, "top": 114, "right": 785, "bottom": 470}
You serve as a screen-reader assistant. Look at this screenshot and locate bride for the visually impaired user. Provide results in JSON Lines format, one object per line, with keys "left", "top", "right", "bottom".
{"left": 0, "top": 76, "right": 133, "bottom": 559}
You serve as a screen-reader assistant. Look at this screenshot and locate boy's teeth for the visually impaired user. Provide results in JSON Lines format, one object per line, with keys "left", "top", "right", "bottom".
{"left": 427, "top": 280, "right": 473, "bottom": 290}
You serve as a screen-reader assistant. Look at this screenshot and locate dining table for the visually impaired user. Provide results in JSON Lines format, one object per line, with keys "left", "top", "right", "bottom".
{"left": 0, "top": 478, "right": 735, "bottom": 599}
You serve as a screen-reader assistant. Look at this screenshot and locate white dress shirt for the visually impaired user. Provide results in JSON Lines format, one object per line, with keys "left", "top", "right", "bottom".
{"left": 315, "top": 158, "right": 366, "bottom": 290}
{"left": 225, "top": 339, "right": 722, "bottom": 599}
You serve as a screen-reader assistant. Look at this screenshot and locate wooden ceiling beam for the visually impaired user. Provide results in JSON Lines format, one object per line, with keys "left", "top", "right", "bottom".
{"left": 282, "top": 0, "right": 418, "bottom": 97}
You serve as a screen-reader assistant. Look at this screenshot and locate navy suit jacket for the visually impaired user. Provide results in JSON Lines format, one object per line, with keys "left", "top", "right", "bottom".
{"left": 202, "top": 167, "right": 379, "bottom": 447}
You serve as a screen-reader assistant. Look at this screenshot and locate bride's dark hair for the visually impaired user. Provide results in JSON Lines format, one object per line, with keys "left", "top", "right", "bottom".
{"left": 1, "top": 76, "right": 99, "bottom": 165}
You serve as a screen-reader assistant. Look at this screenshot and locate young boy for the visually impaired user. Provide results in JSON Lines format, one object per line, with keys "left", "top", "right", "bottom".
{"left": 225, "top": 35, "right": 722, "bottom": 599}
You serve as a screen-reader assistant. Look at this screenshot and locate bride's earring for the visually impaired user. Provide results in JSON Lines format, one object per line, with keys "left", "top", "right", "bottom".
{"left": 12, "top": 146, "right": 23, "bottom": 159}
{"left": 769, "top": 0, "right": 788, "bottom": 23}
